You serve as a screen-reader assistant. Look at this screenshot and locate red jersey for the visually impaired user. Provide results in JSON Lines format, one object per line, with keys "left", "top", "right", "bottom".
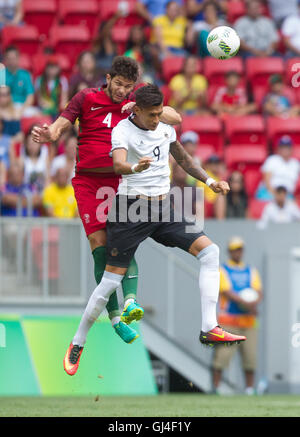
{"left": 61, "top": 87, "right": 131, "bottom": 171}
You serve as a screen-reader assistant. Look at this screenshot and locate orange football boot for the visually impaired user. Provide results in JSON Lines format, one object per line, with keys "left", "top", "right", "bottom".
{"left": 63, "top": 343, "right": 83, "bottom": 375}
{"left": 200, "top": 325, "right": 246, "bottom": 346}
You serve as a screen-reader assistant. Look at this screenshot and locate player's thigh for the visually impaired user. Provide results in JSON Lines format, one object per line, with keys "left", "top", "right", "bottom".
{"left": 240, "top": 327, "right": 258, "bottom": 371}
{"left": 72, "top": 173, "right": 119, "bottom": 238}
{"left": 88, "top": 229, "right": 107, "bottom": 251}
{"left": 106, "top": 197, "right": 159, "bottom": 268}
{"left": 151, "top": 219, "right": 206, "bottom": 253}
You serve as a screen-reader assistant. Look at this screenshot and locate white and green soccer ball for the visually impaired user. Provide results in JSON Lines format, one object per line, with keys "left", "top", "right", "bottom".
{"left": 206, "top": 26, "right": 240, "bottom": 59}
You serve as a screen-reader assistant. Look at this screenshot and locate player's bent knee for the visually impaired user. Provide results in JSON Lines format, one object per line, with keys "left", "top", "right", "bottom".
{"left": 88, "top": 231, "right": 107, "bottom": 250}
{"left": 197, "top": 243, "right": 220, "bottom": 269}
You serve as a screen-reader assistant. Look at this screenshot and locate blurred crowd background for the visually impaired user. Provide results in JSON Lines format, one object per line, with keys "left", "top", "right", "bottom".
{"left": 0, "top": 0, "right": 300, "bottom": 227}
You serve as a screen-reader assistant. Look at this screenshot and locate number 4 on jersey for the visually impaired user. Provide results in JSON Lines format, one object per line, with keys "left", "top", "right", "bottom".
{"left": 102, "top": 112, "right": 112, "bottom": 128}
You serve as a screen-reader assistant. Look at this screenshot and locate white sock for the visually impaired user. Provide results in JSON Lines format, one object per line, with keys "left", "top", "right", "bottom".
{"left": 197, "top": 244, "right": 220, "bottom": 333}
{"left": 111, "top": 316, "right": 121, "bottom": 326}
{"left": 124, "top": 298, "right": 135, "bottom": 308}
{"left": 72, "top": 271, "right": 124, "bottom": 347}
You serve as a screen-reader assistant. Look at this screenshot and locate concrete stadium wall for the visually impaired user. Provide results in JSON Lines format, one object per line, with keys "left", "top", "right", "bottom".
{"left": 136, "top": 220, "right": 300, "bottom": 393}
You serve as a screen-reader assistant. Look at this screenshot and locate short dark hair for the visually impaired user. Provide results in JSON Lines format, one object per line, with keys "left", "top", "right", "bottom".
{"left": 135, "top": 84, "right": 163, "bottom": 108}
{"left": 226, "top": 70, "right": 240, "bottom": 78}
{"left": 109, "top": 56, "right": 139, "bottom": 82}
{"left": 275, "top": 185, "right": 288, "bottom": 193}
{"left": 4, "top": 45, "right": 19, "bottom": 56}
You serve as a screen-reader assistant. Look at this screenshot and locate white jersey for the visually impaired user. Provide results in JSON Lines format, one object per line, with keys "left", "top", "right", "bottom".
{"left": 111, "top": 116, "right": 177, "bottom": 196}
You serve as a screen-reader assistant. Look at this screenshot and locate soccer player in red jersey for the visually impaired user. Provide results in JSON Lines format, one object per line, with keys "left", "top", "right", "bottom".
{"left": 32, "top": 57, "right": 182, "bottom": 356}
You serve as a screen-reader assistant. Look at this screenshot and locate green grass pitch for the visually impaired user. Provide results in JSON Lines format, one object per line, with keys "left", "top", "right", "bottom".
{"left": 1, "top": 394, "right": 300, "bottom": 417}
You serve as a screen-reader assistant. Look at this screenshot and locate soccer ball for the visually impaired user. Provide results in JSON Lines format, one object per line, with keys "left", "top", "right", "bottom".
{"left": 238, "top": 288, "right": 259, "bottom": 311}
{"left": 206, "top": 26, "right": 240, "bottom": 59}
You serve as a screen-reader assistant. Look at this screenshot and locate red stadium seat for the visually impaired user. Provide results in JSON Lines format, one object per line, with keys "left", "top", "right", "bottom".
{"left": 266, "top": 116, "right": 300, "bottom": 151}
{"left": 244, "top": 168, "right": 263, "bottom": 197}
{"left": 249, "top": 199, "right": 268, "bottom": 219}
{"left": 225, "top": 145, "right": 267, "bottom": 171}
{"left": 162, "top": 57, "right": 202, "bottom": 83}
{"left": 195, "top": 144, "right": 215, "bottom": 163}
{"left": 253, "top": 85, "right": 296, "bottom": 111}
{"left": 224, "top": 115, "right": 266, "bottom": 145}
{"left": 246, "top": 57, "right": 284, "bottom": 89}
{"left": 32, "top": 53, "right": 72, "bottom": 78}
{"left": 23, "top": 0, "right": 57, "bottom": 37}
{"left": 21, "top": 116, "right": 53, "bottom": 135}
{"left": 227, "top": 0, "right": 246, "bottom": 24}
{"left": 181, "top": 116, "right": 223, "bottom": 154}
{"left": 49, "top": 25, "right": 91, "bottom": 64}
{"left": 203, "top": 57, "right": 244, "bottom": 86}
{"left": 292, "top": 147, "right": 300, "bottom": 160}
{"left": 2, "top": 25, "right": 40, "bottom": 55}
{"left": 99, "top": 1, "right": 145, "bottom": 26}
{"left": 59, "top": 0, "right": 99, "bottom": 35}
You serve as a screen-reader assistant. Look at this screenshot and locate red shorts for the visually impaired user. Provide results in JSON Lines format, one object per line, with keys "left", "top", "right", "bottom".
{"left": 72, "top": 172, "right": 120, "bottom": 236}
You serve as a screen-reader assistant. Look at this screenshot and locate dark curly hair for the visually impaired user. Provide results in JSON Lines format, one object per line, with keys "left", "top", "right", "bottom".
{"left": 109, "top": 56, "right": 139, "bottom": 82}
{"left": 135, "top": 84, "right": 163, "bottom": 108}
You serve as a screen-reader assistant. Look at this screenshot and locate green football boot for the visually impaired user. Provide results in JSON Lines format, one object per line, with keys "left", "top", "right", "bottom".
{"left": 113, "top": 321, "right": 139, "bottom": 344}
{"left": 121, "top": 300, "right": 144, "bottom": 325}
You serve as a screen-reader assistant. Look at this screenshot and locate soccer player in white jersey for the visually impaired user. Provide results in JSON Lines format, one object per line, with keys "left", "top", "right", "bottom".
{"left": 64, "top": 84, "right": 246, "bottom": 376}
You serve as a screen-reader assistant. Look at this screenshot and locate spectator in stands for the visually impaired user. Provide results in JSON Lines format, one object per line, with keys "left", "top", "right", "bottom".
{"left": 19, "top": 130, "right": 50, "bottom": 193}
{"left": 0, "top": 119, "right": 13, "bottom": 174}
{"left": 186, "top": 0, "right": 227, "bottom": 23}
{"left": 199, "top": 154, "right": 226, "bottom": 219}
{"left": 43, "top": 167, "right": 78, "bottom": 219}
{"left": 212, "top": 237, "right": 263, "bottom": 395}
{"left": 0, "top": 85, "right": 22, "bottom": 138}
{"left": 262, "top": 184, "right": 300, "bottom": 225}
{"left": 69, "top": 51, "right": 101, "bottom": 99}
{"left": 235, "top": 0, "right": 279, "bottom": 58}
{"left": 211, "top": 71, "right": 257, "bottom": 117}
{"left": 3, "top": 46, "right": 35, "bottom": 115}
{"left": 281, "top": 5, "right": 300, "bottom": 57}
{"left": 218, "top": 171, "right": 249, "bottom": 219}
{"left": 0, "top": 0, "right": 23, "bottom": 29}
{"left": 268, "top": 0, "right": 299, "bottom": 27}
{"left": 35, "top": 57, "right": 69, "bottom": 120}
{"left": 0, "top": 161, "right": 41, "bottom": 217}
{"left": 257, "top": 185, "right": 300, "bottom": 229}
{"left": 151, "top": 1, "right": 194, "bottom": 58}
{"left": 193, "top": 0, "right": 227, "bottom": 57}
{"left": 256, "top": 135, "right": 300, "bottom": 201}
{"left": 169, "top": 56, "right": 208, "bottom": 115}
{"left": 263, "top": 74, "right": 300, "bottom": 117}
{"left": 92, "top": 13, "right": 119, "bottom": 77}
{"left": 136, "top": 0, "right": 183, "bottom": 21}
{"left": 50, "top": 133, "right": 76, "bottom": 182}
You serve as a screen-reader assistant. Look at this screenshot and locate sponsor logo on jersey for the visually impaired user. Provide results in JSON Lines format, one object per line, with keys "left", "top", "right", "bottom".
{"left": 91, "top": 106, "right": 103, "bottom": 111}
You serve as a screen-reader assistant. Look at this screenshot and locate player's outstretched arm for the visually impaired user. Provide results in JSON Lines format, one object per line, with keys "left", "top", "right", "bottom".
{"left": 170, "top": 140, "right": 230, "bottom": 195}
{"left": 31, "top": 116, "right": 72, "bottom": 143}
{"left": 159, "top": 106, "right": 182, "bottom": 125}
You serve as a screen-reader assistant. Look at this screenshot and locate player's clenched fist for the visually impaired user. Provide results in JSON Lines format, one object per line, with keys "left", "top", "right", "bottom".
{"left": 210, "top": 180, "right": 230, "bottom": 195}
{"left": 31, "top": 124, "right": 52, "bottom": 143}
{"left": 135, "top": 157, "right": 153, "bottom": 172}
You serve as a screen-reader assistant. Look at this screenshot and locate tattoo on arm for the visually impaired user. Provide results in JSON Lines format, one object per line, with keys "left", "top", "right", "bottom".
{"left": 170, "top": 140, "right": 209, "bottom": 183}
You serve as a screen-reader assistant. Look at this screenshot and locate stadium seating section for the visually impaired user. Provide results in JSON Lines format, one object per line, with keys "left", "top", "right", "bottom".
{"left": 2, "top": 0, "right": 300, "bottom": 220}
